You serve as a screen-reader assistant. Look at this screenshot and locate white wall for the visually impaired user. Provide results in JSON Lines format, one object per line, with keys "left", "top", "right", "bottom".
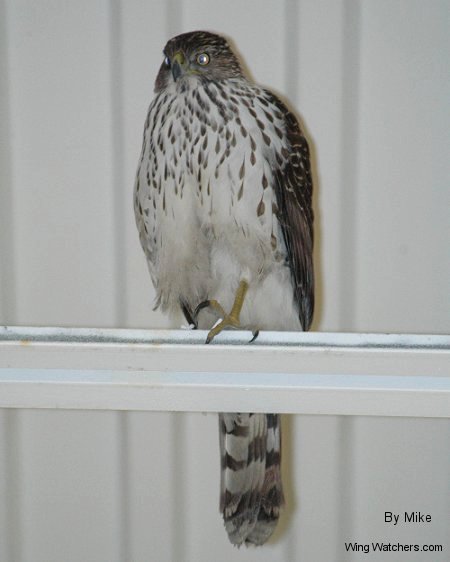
{"left": 0, "top": 1, "right": 449, "bottom": 561}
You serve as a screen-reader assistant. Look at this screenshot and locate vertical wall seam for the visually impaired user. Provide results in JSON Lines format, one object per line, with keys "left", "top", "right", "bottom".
{"left": 0, "top": 5, "right": 21, "bottom": 561}
{"left": 108, "top": 2, "right": 128, "bottom": 561}
{"left": 3, "top": 411, "right": 22, "bottom": 562}
{"left": 109, "top": 0, "right": 127, "bottom": 329}
{"left": 117, "top": 411, "right": 129, "bottom": 562}
{"left": 336, "top": 1, "right": 362, "bottom": 557}
{"left": 0, "top": 0, "right": 16, "bottom": 325}
{"left": 339, "top": 0, "right": 361, "bottom": 331}
{"left": 170, "top": 414, "right": 187, "bottom": 562}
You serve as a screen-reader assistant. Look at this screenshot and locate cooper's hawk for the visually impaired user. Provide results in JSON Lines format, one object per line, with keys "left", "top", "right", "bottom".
{"left": 134, "top": 31, "right": 314, "bottom": 546}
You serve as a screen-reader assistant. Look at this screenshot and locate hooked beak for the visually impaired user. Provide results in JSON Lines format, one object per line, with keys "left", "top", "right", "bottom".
{"left": 171, "top": 51, "right": 185, "bottom": 81}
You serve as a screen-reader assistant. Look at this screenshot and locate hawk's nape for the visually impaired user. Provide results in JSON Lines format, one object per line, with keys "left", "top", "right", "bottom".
{"left": 134, "top": 30, "right": 314, "bottom": 546}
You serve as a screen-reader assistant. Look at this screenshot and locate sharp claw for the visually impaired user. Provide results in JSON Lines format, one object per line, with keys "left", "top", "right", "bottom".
{"left": 205, "top": 318, "right": 223, "bottom": 344}
{"left": 180, "top": 301, "right": 198, "bottom": 329}
{"left": 249, "top": 330, "right": 259, "bottom": 343}
{"left": 194, "top": 300, "right": 211, "bottom": 319}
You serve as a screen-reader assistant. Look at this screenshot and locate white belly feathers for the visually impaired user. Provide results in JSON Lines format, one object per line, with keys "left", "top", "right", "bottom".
{"left": 134, "top": 77, "right": 302, "bottom": 331}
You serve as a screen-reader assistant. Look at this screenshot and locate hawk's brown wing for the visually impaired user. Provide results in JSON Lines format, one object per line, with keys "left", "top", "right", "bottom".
{"left": 268, "top": 92, "right": 314, "bottom": 331}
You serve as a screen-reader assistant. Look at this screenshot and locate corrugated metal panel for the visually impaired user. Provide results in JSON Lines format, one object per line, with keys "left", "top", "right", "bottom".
{"left": 0, "top": 1, "right": 449, "bottom": 561}
{"left": 355, "top": 0, "right": 450, "bottom": 333}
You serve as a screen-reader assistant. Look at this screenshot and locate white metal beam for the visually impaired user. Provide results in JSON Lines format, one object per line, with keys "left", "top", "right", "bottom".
{"left": 0, "top": 326, "right": 449, "bottom": 416}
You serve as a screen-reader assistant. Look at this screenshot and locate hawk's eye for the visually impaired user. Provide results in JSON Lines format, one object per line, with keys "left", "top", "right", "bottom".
{"left": 164, "top": 56, "right": 171, "bottom": 68}
{"left": 196, "top": 53, "right": 210, "bottom": 66}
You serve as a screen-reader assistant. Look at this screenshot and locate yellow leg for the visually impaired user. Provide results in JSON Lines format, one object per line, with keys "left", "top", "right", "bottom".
{"left": 204, "top": 280, "right": 249, "bottom": 344}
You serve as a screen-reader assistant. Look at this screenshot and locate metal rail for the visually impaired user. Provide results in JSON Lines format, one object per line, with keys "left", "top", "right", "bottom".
{"left": 0, "top": 326, "right": 449, "bottom": 416}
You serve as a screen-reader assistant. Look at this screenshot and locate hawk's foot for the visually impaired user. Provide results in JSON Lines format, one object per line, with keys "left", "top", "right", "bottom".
{"left": 194, "top": 280, "right": 257, "bottom": 344}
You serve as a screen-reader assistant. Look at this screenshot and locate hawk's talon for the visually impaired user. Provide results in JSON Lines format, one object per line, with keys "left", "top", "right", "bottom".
{"left": 194, "top": 299, "right": 227, "bottom": 321}
{"left": 205, "top": 314, "right": 241, "bottom": 344}
{"left": 194, "top": 299, "right": 211, "bottom": 319}
{"left": 180, "top": 301, "right": 198, "bottom": 329}
{"left": 249, "top": 329, "right": 259, "bottom": 343}
{"left": 203, "top": 280, "right": 249, "bottom": 344}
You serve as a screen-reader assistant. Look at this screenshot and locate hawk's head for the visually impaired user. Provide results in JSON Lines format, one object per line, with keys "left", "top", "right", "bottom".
{"left": 154, "top": 31, "right": 244, "bottom": 92}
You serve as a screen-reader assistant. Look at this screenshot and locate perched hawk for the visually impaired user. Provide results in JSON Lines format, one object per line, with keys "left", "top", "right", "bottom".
{"left": 134, "top": 31, "right": 314, "bottom": 546}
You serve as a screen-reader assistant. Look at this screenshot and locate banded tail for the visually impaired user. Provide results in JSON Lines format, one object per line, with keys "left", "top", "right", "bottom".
{"left": 219, "top": 412, "right": 284, "bottom": 546}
